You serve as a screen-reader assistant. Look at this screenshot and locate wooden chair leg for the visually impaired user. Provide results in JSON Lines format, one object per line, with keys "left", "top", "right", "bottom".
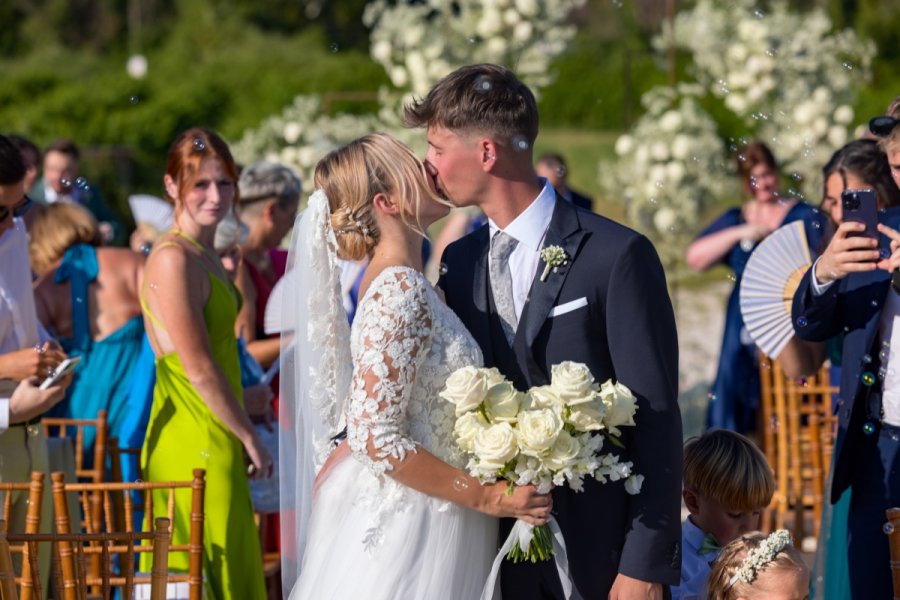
{"left": 151, "top": 518, "right": 170, "bottom": 600}
{"left": 0, "top": 521, "right": 18, "bottom": 600}
{"left": 885, "top": 508, "right": 900, "bottom": 600}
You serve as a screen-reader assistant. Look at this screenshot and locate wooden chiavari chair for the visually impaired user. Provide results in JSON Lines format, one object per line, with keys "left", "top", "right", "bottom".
{"left": 0, "top": 517, "right": 170, "bottom": 600}
{"left": 0, "top": 474, "right": 43, "bottom": 600}
{"left": 49, "top": 470, "right": 205, "bottom": 600}
{"left": 886, "top": 507, "right": 900, "bottom": 600}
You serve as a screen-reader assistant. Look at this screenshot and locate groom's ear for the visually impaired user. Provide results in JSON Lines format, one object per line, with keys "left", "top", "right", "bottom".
{"left": 372, "top": 192, "right": 399, "bottom": 215}
{"left": 479, "top": 138, "right": 498, "bottom": 172}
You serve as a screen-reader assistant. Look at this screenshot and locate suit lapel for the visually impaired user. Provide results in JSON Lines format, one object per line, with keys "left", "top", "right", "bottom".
{"left": 470, "top": 226, "right": 495, "bottom": 367}
{"left": 514, "top": 199, "right": 587, "bottom": 384}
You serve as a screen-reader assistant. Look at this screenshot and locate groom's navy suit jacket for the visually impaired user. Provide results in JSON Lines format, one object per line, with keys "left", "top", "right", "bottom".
{"left": 439, "top": 197, "right": 682, "bottom": 598}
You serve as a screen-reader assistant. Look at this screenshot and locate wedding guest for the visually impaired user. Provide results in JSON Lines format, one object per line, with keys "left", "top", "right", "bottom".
{"left": 870, "top": 95, "right": 900, "bottom": 189}
{"left": 707, "top": 530, "right": 808, "bottom": 600}
{"left": 675, "top": 429, "right": 775, "bottom": 600}
{"left": 30, "top": 202, "right": 146, "bottom": 467}
{"left": 686, "top": 141, "right": 827, "bottom": 433}
{"left": 0, "top": 133, "right": 68, "bottom": 591}
{"left": 140, "top": 128, "right": 268, "bottom": 599}
{"left": 535, "top": 152, "right": 593, "bottom": 211}
{"left": 8, "top": 134, "right": 41, "bottom": 202}
{"left": 236, "top": 161, "right": 301, "bottom": 369}
{"left": 29, "top": 138, "right": 126, "bottom": 245}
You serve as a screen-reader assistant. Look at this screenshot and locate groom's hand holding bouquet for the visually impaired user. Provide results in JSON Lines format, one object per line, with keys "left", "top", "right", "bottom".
{"left": 441, "top": 361, "right": 643, "bottom": 564}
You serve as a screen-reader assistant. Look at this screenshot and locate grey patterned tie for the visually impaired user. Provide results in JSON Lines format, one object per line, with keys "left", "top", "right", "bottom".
{"left": 489, "top": 230, "right": 519, "bottom": 345}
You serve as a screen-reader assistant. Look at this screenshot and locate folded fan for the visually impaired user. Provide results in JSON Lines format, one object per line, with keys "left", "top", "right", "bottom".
{"left": 739, "top": 220, "right": 813, "bottom": 358}
{"left": 128, "top": 194, "right": 173, "bottom": 233}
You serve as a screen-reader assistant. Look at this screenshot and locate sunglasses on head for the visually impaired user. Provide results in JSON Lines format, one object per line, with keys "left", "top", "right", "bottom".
{"left": 869, "top": 116, "right": 900, "bottom": 137}
{"left": 0, "top": 195, "right": 33, "bottom": 222}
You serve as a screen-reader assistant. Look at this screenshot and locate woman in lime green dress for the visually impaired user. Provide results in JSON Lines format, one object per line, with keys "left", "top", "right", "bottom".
{"left": 139, "top": 128, "right": 270, "bottom": 599}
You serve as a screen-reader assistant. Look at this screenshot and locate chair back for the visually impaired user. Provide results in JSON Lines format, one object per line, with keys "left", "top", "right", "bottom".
{"left": 886, "top": 507, "right": 900, "bottom": 600}
{"left": 41, "top": 410, "right": 108, "bottom": 485}
{"left": 2, "top": 517, "right": 170, "bottom": 600}
{"left": 0, "top": 474, "right": 44, "bottom": 600}
{"left": 49, "top": 470, "right": 204, "bottom": 600}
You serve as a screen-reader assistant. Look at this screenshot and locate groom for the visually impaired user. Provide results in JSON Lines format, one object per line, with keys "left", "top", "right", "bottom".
{"left": 406, "top": 64, "right": 682, "bottom": 599}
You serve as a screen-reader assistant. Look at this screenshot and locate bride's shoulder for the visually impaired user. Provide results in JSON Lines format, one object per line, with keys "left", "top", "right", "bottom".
{"left": 359, "top": 265, "right": 432, "bottom": 307}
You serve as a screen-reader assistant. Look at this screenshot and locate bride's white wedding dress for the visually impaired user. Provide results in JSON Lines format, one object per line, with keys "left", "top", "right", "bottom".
{"left": 289, "top": 266, "right": 497, "bottom": 600}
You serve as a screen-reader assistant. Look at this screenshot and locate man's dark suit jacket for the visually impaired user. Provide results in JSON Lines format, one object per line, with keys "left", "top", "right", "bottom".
{"left": 439, "top": 197, "right": 682, "bottom": 598}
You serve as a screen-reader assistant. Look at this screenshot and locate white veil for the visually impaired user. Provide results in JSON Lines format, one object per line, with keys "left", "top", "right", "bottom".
{"left": 278, "top": 190, "right": 353, "bottom": 593}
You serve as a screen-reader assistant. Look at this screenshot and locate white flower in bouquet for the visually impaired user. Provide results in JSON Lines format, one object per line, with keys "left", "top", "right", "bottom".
{"left": 565, "top": 396, "right": 606, "bottom": 432}
{"left": 517, "top": 409, "right": 564, "bottom": 457}
{"left": 544, "top": 430, "right": 582, "bottom": 471}
{"left": 522, "top": 385, "right": 565, "bottom": 414}
{"left": 439, "top": 366, "right": 501, "bottom": 415}
{"left": 549, "top": 361, "right": 599, "bottom": 405}
{"left": 484, "top": 381, "right": 524, "bottom": 423}
{"left": 599, "top": 380, "right": 638, "bottom": 436}
{"left": 625, "top": 474, "right": 645, "bottom": 495}
{"left": 454, "top": 411, "right": 489, "bottom": 452}
{"left": 473, "top": 422, "right": 519, "bottom": 471}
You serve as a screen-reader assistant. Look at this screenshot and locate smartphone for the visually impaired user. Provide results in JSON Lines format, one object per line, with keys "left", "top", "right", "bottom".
{"left": 39, "top": 356, "right": 82, "bottom": 390}
{"left": 842, "top": 188, "right": 878, "bottom": 239}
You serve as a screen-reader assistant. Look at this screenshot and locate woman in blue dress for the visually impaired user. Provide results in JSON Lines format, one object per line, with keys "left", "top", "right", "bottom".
{"left": 686, "top": 141, "right": 827, "bottom": 433}
{"left": 31, "top": 202, "right": 146, "bottom": 465}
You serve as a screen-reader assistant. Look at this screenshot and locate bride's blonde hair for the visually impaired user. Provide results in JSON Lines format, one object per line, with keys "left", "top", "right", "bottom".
{"left": 314, "top": 132, "right": 443, "bottom": 261}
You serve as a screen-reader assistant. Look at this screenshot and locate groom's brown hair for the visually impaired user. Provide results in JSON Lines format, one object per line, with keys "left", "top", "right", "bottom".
{"left": 403, "top": 63, "right": 539, "bottom": 149}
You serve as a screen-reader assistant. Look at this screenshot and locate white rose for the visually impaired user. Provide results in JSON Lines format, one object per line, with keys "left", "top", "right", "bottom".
{"left": 454, "top": 412, "right": 489, "bottom": 452}
{"left": 659, "top": 110, "right": 683, "bottom": 132}
{"left": 522, "top": 385, "right": 564, "bottom": 413}
{"left": 517, "top": 409, "right": 563, "bottom": 457}
{"left": 544, "top": 430, "right": 582, "bottom": 471}
{"left": 484, "top": 382, "right": 523, "bottom": 423}
{"left": 473, "top": 423, "right": 519, "bottom": 469}
{"left": 440, "top": 366, "right": 493, "bottom": 415}
{"left": 653, "top": 206, "right": 677, "bottom": 234}
{"left": 566, "top": 399, "right": 605, "bottom": 432}
{"left": 615, "top": 134, "right": 634, "bottom": 157}
{"left": 599, "top": 380, "right": 637, "bottom": 435}
{"left": 550, "top": 361, "right": 598, "bottom": 405}
{"left": 833, "top": 105, "right": 854, "bottom": 125}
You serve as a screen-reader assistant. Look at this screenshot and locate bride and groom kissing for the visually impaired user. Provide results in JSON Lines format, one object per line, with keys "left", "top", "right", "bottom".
{"left": 280, "top": 63, "right": 683, "bottom": 600}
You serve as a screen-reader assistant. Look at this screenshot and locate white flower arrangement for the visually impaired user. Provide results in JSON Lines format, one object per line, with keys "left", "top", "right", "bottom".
{"left": 727, "top": 529, "right": 793, "bottom": 587}
{"left": 440, "top": 361, "right": 641, "bottom": 563}
{"left": 539, "top": 245, "right": 568, "bottom": 281}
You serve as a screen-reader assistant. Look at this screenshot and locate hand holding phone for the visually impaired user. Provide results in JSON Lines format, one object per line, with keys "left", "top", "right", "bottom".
{"left": 39, "top": 356, "right": 81, "bottom": 390}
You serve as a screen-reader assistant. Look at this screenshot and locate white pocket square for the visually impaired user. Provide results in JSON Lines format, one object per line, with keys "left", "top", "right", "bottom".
{"left": 549, "top": 297, "right": 588, "bottom": 318}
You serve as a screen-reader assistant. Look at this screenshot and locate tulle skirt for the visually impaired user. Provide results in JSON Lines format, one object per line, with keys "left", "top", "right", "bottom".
{"left": 290, "top": 456, "right": 498, "bottom": 600}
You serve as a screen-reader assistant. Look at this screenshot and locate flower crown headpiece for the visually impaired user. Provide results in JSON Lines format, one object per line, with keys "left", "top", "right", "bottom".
{"left": 726, "top": 529, "right": 793, "bottom": 588}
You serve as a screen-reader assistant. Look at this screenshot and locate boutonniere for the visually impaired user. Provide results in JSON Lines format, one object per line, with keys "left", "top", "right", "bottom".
{"left": 539, "top": 245, "right": 569, "bottom": 282}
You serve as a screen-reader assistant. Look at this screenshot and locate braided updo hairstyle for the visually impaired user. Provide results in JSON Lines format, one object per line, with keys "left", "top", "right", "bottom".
{"left": 314, "top": 132, "right": 442, "bottom": 261}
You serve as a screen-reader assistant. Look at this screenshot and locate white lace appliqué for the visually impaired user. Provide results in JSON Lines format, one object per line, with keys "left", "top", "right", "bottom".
{"left": 345, "top": 267, "right": 483, "bottom": 550}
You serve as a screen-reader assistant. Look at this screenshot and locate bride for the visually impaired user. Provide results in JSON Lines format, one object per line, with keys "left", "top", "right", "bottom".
{"left": 279, "top": 133, "right": 551, "bottom": 599}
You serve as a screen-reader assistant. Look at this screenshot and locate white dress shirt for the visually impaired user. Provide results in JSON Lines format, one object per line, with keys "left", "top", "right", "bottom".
{"left": 810, "top": 257, "right": 900, "bottom": 426}
{"left": 0, "top": 396, "right": 8, "bottom": 433}
{"left": 487, "top": 180, "right": 557, "bottom": 319}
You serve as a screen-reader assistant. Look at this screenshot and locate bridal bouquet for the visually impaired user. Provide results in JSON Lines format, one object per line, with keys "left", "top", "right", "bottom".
{"left": 440, "top": 361, "right": 643, "bottom": 564}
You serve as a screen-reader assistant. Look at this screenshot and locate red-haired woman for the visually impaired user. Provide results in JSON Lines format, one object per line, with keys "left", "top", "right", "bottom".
{"left": 139, "top": 128, "right": 269, "bottom": 599}
{"left": 686, "top": 141, "right": 827, "bottom": 433}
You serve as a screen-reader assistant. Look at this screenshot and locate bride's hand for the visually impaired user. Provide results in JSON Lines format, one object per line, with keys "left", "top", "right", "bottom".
{"left": 313, "top": 440, "right": 351, "bottom": 496}
{"left": 482, "top": 482, "right": 553, "bottom": 526}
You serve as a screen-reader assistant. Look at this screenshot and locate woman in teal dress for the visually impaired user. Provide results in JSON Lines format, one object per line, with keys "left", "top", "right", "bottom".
{"left": 31, "top": 202, "right": 146, "bottom": 464}
{"left": 139, "top": 128, "right": 269, "bottom": 599}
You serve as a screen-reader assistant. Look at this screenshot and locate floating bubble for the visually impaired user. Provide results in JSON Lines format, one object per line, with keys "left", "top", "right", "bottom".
{"left": 452, "top": 477, "right": 469, "bottom": 491}
{"left": 26, "top": 425, "right": 39, "bottom": 437}
{"left": 474, "top": 75, "right": 492, "bottom": 92}
{"left": 770, "top": 417, "right": 779, "bottom": 432}
{"left": 130, "top": 95, "right": 140, "bottom": 105}
{"left": 75, "top": 177, "right": 88, "bottom": 189}
{"left": 729, "top": 144, "right": 738, "bottom": 152}
{"left": 842, "top": 62, "right": 853, "bottom": 71}
{"left": 861, "top": 372, "right": 876, "bottom": 386}
{"left": 796, "top": 316, "right": 808, "bottom": 327}
{"left": 863, "top": 421, "right": 876, "bottom": 435}
{"left": 467, "top": 36, "right": 477, "bottom": 44}
{"left": 813, "top": 222, "right": 821, "bottom": 229}
{"left": 737, "top": 153, "right": 747, "bottom": 162}
{"left": 199, "top": 449, "right": 211, "bottom": 460}
{"left": 765, "top": 48, "right": 777, "bottom": 57}
{"left": 753, "top": 8, "right": 765, "bottom": 18}
{"left": 882, "top": 249, "right": 891, "bottom": 259}
{"left": 885, "top": 522, "right": 896, "bottom": 535}
{"left": 610, "top": 0, "right": 623, "bottom": 6}
{"left": 862, "top": 354, "right": 873, "bottom": 364}
{"left": 880, "top": 344, "right": 891, "bottom": 362}
{"left": 879, "top": 367, "right": 887, "bottom": 380}
{"left": 873, "top": 300, "right": 879, "bottom": 307}
{"left": 649, "top": 197, "right": 658, "bottom": 205}
{"left": 61, "top": 178, "right": 71, "bottom": 188}
{"left": 892, "top": 433, "right": 900, "bottom": 442}
{"left": 192, "top": 138, "right": 206, "bottom": 152}
{"left": 718, "top": 80, "right": 730, "bottom": 94}
{"left": 740, "top": 239, "right": 755, "bottom": 252}
{"left": 727, "top": 274, "right": 736, "bottom": 282}
{"left": 438, "top": 262, "right": 448, "bottom": 276}
{"left": 149, "top": 282, "right": 159, "bottom": 290}
{"left": 511, "top": 135, "right": 529, "bottom": 151}
{"left": 75, "top": 296, "right": 84, "bottom": 303}
{"left": 329, "top": 43, "right": 339, "bottom": 53}
{"left": 796, "top": 378, "right": 808, "bottom": 388}
{"left": 844, "top": 326, "right": 850, "bottom": 332}
{"left": 134, "top": 479, "right": 143, "bottom": 484}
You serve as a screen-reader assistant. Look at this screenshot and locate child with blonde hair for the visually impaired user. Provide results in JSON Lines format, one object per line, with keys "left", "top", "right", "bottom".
{"left": 674, "top": 429, "right": 775, "bottom": 599}
{"left": 707, "top": 530, "right": 810, "bottom": 600}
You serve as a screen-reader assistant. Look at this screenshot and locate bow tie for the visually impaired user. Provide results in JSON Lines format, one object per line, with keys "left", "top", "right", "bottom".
{"left": 698, "top": 533, "right": 721, "bottom": 556}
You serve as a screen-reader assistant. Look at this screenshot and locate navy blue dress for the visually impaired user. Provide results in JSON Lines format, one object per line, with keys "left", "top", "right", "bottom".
{"left": 702, "top": 201, "right": 827, "bottom": 433}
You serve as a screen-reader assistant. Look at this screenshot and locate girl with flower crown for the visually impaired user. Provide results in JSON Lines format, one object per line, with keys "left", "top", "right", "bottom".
{"left": 707, "top": 530, "right": 809, "bottom": 600}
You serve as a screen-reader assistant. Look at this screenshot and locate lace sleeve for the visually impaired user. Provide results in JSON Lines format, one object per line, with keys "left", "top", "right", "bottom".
{"left": 347, "top": 269, "right": 432, "bottom": 477}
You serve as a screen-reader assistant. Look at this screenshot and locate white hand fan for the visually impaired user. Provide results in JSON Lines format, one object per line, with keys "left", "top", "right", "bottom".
{"left": 128, "top": 194, "right": 173, "bottom": 233}
{"left": 739, "top": 220, "right": 813, "bottom": 358}
{"left": 264, "top": 269, "right": 296, "bottom": 335}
